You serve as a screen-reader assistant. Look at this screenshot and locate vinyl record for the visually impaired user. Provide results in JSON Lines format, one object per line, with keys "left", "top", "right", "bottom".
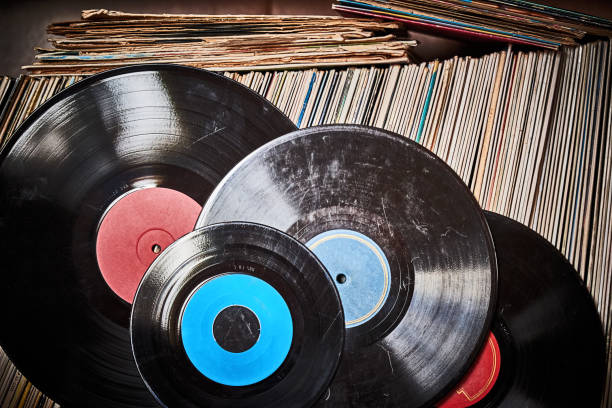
{"left": 0, "top": 65, "right": 296, "bottom": 407}
{"left": 197, "top": 124, "right": 497, "bottom": 407}
{"left": 131, "top": 222, "right": 345, "bottom": 408}
{"left": 436, "top": 211, "right": 606, "bottom": 408}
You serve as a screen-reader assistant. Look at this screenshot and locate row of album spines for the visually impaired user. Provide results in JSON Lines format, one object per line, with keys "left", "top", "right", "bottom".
{"left": 0, "top": 350, "right": 57, "bottom": 408}
{"left": 0, "top": 42, "right": 610, "bottom": 251}
{"left": 0, "top": 42, "right": 611, "bottom": 308}
{"left": 0, "top": 42, "right": 610, "bottom": 281}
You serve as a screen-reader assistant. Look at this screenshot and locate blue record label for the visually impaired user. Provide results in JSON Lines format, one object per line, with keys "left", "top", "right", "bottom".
{"left": 180, "top": 273, "right": 293, "bottom": 386}
{"left": 306, "top": 229, "right": 391, "bottom": 327}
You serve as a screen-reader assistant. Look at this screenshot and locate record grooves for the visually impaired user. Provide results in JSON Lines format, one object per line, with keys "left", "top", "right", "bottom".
{"left": 0, "top": 64, "right": 296, "bottom": 407}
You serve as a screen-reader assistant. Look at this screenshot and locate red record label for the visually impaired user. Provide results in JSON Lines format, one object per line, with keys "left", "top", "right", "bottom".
{"left": 96, "top": 187, "right": 202, "bottom": 303}
{"left": 437, "top": 332, "right": 501, "bottom": 408}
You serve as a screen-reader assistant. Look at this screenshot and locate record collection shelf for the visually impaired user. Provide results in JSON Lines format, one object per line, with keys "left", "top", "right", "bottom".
{"left": 0, "top": 4, "right": 611, "bottom": 407}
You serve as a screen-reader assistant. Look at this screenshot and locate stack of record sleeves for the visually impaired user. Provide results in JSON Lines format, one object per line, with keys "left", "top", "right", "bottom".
{"left": 332, "top": 0, "right": 612, "bottom": 49}
{"left": 23, "top": 9, "right": 416, "bottom": 75}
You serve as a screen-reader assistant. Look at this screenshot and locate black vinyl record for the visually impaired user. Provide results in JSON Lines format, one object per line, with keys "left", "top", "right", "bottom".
{"left": 131, "top": 222, "right": 345, "bottom": 408}
{"left": 462, "top": 212, "right": 606, "bottom": 407}
{"left": 197, "top": 124, "right": 498, "bottom": 407}
{"left": 0, "top": 65, "right": 296, "bottom": 407}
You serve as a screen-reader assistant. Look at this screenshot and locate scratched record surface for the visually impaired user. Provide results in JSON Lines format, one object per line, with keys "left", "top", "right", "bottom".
{"left": 436, "top": 212, "right": 605, "bottom": 408}
{"left": 131, "top": 222, "right": 344, "bottom": 408}
{"left": 0, "top": 65, "right": 296, "bottom": 407}
{"left": 197, "top": 124, "right": 497, "bottom": 407}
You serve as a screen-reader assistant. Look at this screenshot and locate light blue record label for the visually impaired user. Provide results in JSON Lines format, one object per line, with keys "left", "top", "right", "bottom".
{"left": 306, "top": 229, "right": 391, "bottom": 327}
{"left": 180, "top": 274, "right": 293, "bottom": 386}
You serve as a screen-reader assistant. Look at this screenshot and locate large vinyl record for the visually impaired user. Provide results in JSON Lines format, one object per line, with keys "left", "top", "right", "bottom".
{"left": 197, "top": 124, "right": 497, "bottom": 407}
{"left": 0, "top": 65, "right": 296, "bottom": 407}
{"left": 131, "top": 222, "right": 344, "bottom": 408}
{"left": 437, "top": 212, "right": 606, "bottom": 408}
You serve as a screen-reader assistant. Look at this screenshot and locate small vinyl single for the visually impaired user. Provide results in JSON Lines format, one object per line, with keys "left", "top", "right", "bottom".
{"left": 131, "top": 222, "right": 345, "bottom": 408}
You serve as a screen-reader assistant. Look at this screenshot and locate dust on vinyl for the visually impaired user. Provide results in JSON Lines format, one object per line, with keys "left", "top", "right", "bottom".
{"left": 197, "top": 124, "right": 498, "bottom": 407}
{"left": 0, "top": 65, "right": 296, "bottom": 407}
{"left": 437, "top": 212, "right": 606, "bottom": 408}
{"left": 131, "top": 222, "right": 344, "bottom": 408}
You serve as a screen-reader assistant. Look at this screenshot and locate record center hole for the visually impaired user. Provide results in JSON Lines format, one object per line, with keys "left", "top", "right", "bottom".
{"left": 213, "top": 305, "right": 261, "bottom": 353}
{"left": 151, "top": 244, "right": 162, "bottom": 254}
{"left": 336, "top": 273, "right": 347, "bottom": 284}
